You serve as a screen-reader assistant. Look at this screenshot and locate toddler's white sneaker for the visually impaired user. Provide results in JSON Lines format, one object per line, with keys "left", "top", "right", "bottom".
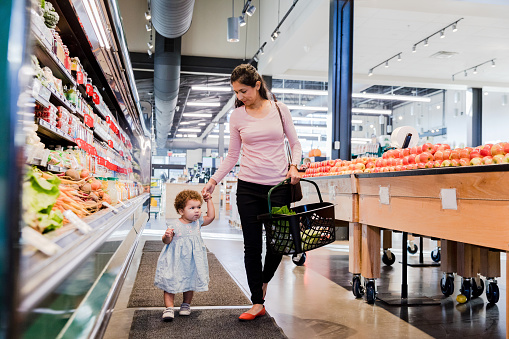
{"left": 179, "top": 303, "right": 191, "bottom": 316}
{"left": 162, "top": 307, "right": 174, "bottom": 321}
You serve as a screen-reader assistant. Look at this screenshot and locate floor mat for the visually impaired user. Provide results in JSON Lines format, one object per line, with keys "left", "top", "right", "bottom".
{"left": 127, "top": 244, "right": 251, "bottom": 307}
{"left": 129, "top": 309, "right": 287, "bottom": 339}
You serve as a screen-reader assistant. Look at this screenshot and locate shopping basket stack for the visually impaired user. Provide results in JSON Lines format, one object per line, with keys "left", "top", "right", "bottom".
{"left": 258, "top": 179, "right": 335, "bottom": 255}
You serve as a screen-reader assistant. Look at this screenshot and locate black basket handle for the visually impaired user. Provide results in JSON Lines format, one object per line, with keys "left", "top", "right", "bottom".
{"left": 267, "top": 178, "right": 323, "bottom": 216}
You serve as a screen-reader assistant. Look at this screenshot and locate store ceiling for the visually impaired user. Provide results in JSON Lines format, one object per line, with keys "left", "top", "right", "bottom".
{"left": 117, "top": 0, "right": 509, "bottom": 148}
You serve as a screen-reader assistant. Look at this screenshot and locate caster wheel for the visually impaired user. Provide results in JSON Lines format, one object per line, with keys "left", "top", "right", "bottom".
{"left": 472, "top": 279, "right": 484, "bottom": 298}
{"left": 407, "top": 243, "right": 418, "bottom": 255}
{"left": 366, "top": 281, "right": 376, "bottom": 304}
{"left": 431, "top": 248, "right": 441, "bottom": 262}
{"left": 486, "top": 282, "right": 500, "bottom": 304}
{"left": 382, "top": 250, "right": 396, "bottom": 266}
{"left": 461, "top": 279, "right": 472, "bottom": 301}
{"left": 352, "top": 276, "right": 364, "bottom": 298}
{"left": 440, "top": 276, "right": 454, "bottom": 296}
{"left": 292, "top": 252, "right": 306, "bottom": 266}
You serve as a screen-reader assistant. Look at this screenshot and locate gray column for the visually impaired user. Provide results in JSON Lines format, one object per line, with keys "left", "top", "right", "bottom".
{"left": 218, "top": 122, "right": 225, "bottom": 158}
{"left": 471, "top": 88, "right": 482, "bottom": 146}
{"left": 328, "top": 0, "right": 354, "bottom": 160}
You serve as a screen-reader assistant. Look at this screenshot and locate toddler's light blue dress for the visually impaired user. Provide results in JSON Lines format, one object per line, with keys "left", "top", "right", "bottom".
{"left": 154, "top": 218, "right": 209, "bottom": 293}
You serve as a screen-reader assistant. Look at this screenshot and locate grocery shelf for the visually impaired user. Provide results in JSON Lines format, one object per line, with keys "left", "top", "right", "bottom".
{"left": 36, "top": 118, "right": 76, "bottom": 146}
{"left": 32, "top": 28, "right": 76, "bottom": 87}
{"left": 46, "top": 164, "right": 67, "bottom": 173}
{"left": 19, "top": 193, "right": 150, "bottom": 314}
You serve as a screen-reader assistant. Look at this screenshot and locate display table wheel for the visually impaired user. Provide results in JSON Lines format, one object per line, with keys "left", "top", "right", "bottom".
{"left": 431, "top": 247, "right": 441, "bottom": 263}
{"left": 440, "top": 273, "right": 454, "bottom": 296}
{"left": 486, "top": 279, "right": 500, "bottom": 304}
{"left": 365, "top": 279, "right": 376, "bottom": 304}
{"left": 382, "top": 249, "right": 396, "bottom": 266}
{"left": 352, "top": 274, "right": 364, "bottom": 299}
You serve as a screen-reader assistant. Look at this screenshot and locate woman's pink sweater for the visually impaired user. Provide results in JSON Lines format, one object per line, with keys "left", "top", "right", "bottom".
{"left": 211, "top": 101, "right": 302, "bottom": 186}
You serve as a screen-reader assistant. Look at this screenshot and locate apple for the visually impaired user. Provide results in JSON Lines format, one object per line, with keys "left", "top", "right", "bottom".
{"left": 422, "top": 143, "right": 434, "bottom": 154}
{"left": 438, "top": 144, "right": 451, "bottom": 151}
{"left": 503, "top": 143, "right": 509, "bottom": 155}
{"left": 407, "top": 154, "right": 416, "bottom": 164}
{"left": 469, "top": 150, "right": 481, "bottom": 159}
{"left": 410, "top": 146, "right": 422, "bottom": 155}
{"left": 355, "top": 163, "right": 366, "bottom": 171}
{"left": 388, "top": 166, "right": 396, "bottom": 172}
{"left": 482, "top": 156, "right": 493, "bottom": 165}
{"left": 373, "top": 167, "right": 380, "bottom": 173}
{"left": 441, "top": 159, "right": 453, "bottom": 167}
{"left": 459, "top": 148, "right": 471, "bottom": 159}
{"left": 402, "top": 148, "right": 410, "bottom": 157}
{"left": 432, "top": 144, "right": 441, "bottom": 154}
{"left": 375, "top": 159, "right": 383, "bottom": 167}
{"left": 492, "top": 154, "right": 505, "bottom": 164}
{"left": 417, "top": 162, "right": 426, "bottom": 169}
{"left": 394, "top": 165, "right": 403, "bottom": 171}
{"left": 449, "top": 150, "right": 461, "bottom": 160}
{"left": 491, "top": 143, "right": 505, "bottom": 156}
{"left": 434, "top": 150, "right": 444, "bottom": 161}
{"left": 381, "top": 167, "right": 390, "bottom": 172}
{"left": 386, "top": 150, "right": 396, "bottom": 158}
{"left": 451, "top": 159, "right": 459, "bottom": 166}
{"left": 425, "top": 161, "right": 434, "bottom": 168}
{"left": 321, "top": 160, "right": 327, "bottom": 167}
{"left": 470, "top": 157, "right": 482, "bottom": 166}
{"left": 420, "top": 152, "right": 434, "bottom": 163}
{"left": 459, "top": 158, "right": 470, "bottom": 166}
{"left": 402, "top": 156, "right": 409, "bottom": 165}
{"left": 443, "top": 149, "right": 451, "bottom": 159}
{"left": 327, "top": 160, "right": 335, "bottom": 166}
{"left": 365, "top": 161, "right": 375, "bottom": 169}
{"left": 480, "top": 145, "right": 492, "bottom": 157}
{"left": 433, "top": 160, "right": 443, "bottom": 168}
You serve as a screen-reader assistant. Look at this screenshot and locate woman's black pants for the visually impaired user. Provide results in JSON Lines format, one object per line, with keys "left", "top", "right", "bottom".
{"left": 236, "top": 179, "right": 291, "bottom": 305}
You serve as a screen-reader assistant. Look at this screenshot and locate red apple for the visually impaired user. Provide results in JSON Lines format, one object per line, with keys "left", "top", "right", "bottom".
{"left": 480, "top": 145, "right": 492, "bottom": 157}
{"left": 365, "top": 161, "right": 375, "bottom": 169}
{"left": 410, "top": 146, "right": 422, "bottom": 155}
{"left": 417, "top": 162, "right": 426, "bottom": 169}
{"left": 402, "top": 148, "right": 410, "bottom": 157}
{"left": 432, "top": 144, "right": 441, "bottom": 154}
{"left": 482, "top": 156, "right": 493, "bottom": 165}
{"left": 443, "top": 149, "right": 451, "bottom": 159}
{"left": 388, "top": 166, "right": 396, "bottom": 172}
{"left": 470, "top": 157, "right": 482, "bottom": 166}
{"left": 381, "top": 167, "right": 390, "bottom": 172}
{"left": 459, "top": 158, "right": 470, "bottom": 166}
{"left": 469, "top": 150, "right": 481, "bottom": 159}
{"left": 503, "top": 143, "right": 509, "bottom": 155}
{"left": 407, "top": 154, "right": 416, "bottom": 164}
{"left": 459, "top": 148, "right": 471, "bottom": 159}
{"left": 491, "top": 144, "right": 505, "bottom": 156}
{"left": 422, "top": 143, "right": 434, "bottom": 154}
{"left": 373, "top": 168, "right": 380, "bottom": 173}
{"left": 420, "top": 152, "right": 434, "bottom": 163}
{"left": 327, "top": 160, "right": 335, "bottom": 166}
{"left": 451, "top": 159, "right": 459, "bottom": 166}
{"left": 394, "top": 165, "right": 403, "bottom": 171}
{"left": 402, "top": 156, "right": 410, "bottom": 166}
{"left": 434, "top": 150, "right": 444, "bottom": 161}
{"left": 438, "top": 144, "right": 451, "bottom": 151}
{"left": 355, "top": 163, "right": 366, "bottom": 170}
{"left": 433, "top": 160, "right": 443, "bottom": 168}
{"left": 425, "top": 161, "right": 434, "bottom": 168}
{"left": 449, "top": 150, "right": 461, "bottom": 160}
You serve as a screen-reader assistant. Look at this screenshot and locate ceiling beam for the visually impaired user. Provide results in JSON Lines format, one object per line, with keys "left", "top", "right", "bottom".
{"left": 198, "top": 94, "right": 236, "bottom": 141}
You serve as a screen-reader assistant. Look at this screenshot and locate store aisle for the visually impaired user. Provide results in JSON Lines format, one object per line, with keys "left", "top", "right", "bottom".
{"left": 105, "top": 214, "right": 505, "bottom": 338}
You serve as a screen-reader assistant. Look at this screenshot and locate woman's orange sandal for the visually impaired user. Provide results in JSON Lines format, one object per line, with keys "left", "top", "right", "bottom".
{"left": 238, "top": 306, "right": 266, "bottom": 321}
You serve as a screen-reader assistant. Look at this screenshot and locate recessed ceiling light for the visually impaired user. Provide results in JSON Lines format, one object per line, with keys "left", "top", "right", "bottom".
{"left": 178, "top": 128, "right": 201, "bottom": 133}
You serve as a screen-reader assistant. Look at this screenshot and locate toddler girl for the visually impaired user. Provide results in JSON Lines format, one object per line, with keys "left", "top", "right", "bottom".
{"left": 154, "top": 189, "right": 215, "bottom": 321}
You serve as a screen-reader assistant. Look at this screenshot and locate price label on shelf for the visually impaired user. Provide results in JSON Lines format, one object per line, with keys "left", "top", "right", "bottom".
{"left": 102, "top": 201, "right": 119, "bottom": 214}
{"left": 76, "top": 71, "right": 84, "bottom": 84}
{"left": 108, "top": 140, "right": 114, "bottom": 148}
{"left": 63, "top": 210, "right": 92, "bottom": 234}
{"left": 440, "top": 188, "right": 457, "bottom": 210}
{"left": 84, "top": 114, "right": 94, "bottom": 128}
{"left": 22, "top": 227, "right": 62, "bottom": 256}
{"left": 92, "top": 91, "right": 100, "bottom": 105}
{"left": 86, "top": 83, "right": 93, "bottom": 97}
{"left": 379, "top": 186, "right": 390, "bottom": 205}
{"left": 97, "top": 156, "right": 106, "bottom": 166}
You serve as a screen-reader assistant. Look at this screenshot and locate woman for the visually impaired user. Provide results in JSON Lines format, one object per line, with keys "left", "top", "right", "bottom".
{"left": 202, "top": 64, "right": 301, "bottom": 321}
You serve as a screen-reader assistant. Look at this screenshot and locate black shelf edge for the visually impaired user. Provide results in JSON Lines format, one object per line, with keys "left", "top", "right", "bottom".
{"left": 36, "top": 118, "right": 76, "bottom": 146}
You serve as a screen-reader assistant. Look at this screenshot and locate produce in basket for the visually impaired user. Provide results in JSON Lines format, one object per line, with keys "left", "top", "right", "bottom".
{"left": 270, "top": 206, "right": 296, "bottom": 253}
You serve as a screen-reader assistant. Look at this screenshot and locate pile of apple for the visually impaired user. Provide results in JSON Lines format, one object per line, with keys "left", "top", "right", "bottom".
{"left": 302, "top": 142, "right": 509, "bottom": 178}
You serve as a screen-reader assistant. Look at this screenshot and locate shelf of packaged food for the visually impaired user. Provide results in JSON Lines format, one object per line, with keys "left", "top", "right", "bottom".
{"left": 36, "top": 118, "right": 76, "bottom": 146}
{"left": 93, "top": 125, "right": 109, "bottom": 143}
{"left": 32, "top": 27, "right": 76, "bottom": 88}
{"left": 19, "top": 193, "right": 150, "bottom": 314}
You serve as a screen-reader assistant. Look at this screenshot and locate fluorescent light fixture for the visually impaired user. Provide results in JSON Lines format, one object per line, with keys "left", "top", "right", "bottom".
{"left": 352, "top": 137, "right": 372, "bottom": 142}
{"left": 191, "top": 86, "right": 231, "bottom": 92}
{"left": 187, "top": 102, "right": 221, "bottom": 107}
{"left": 88, "top": 0, "right": 110, "bottom": 49}
{"left": 208, "top": 135, "right": 230, "bottom": 139}
{"left": 352, "top": 93, "right": 431, "bottom": 103}
{"left": 452, "top": 23, "right": 458, "bottom": 32}
{"left": 271, "top": 88, "right": 327, "bottom": 96}
{"left": 178, "top": 128, "right": 202, "bottom": 133}
{"left": 295, "top": 126, "right": 327, "bottom": 131}
{"left": 183, "top": 113, "right": 213, "bottom": 118}
{"left": 83, "top": 0, "right": 105, "bottom": 48}
{"left": 351, "top": 119, "right": 363, "bottom": 124}
{"left": 351, "top": 108, "right": 392, "bottom": 115}
{"left": 385, "top": 61, "right": 389, "bottom": 68}
{"left": 286, "top": 105, "right": 327, "bottom": 111}
{"left": 292, "top": 117, "right": 327, "bottom": 122}
{"left": 397, "top": 54, "right": 402, "bottom": 61}
{"left": 145, "top": 11, "right": 151, "bottom": 20}
{"left": 198, "top": 123, "right": 206, "bottom": 126}
{"left": 175, "top": 134, "right": 198, "bottom": 138}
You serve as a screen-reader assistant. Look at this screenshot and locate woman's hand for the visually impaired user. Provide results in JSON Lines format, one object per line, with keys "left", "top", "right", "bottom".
{"left": 202, "top": 179, "right": 217, "bottom": 197}
{"left": 286, "top": 165, "right": 301, "bottom": 185}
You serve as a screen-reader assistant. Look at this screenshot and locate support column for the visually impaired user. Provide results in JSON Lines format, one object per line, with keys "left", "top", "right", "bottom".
{"left": 218, "top": 122, "right": 225, "bottom": 158}
{"left": 329, "top": 0, "right": 354, "bottom": 160}
{"left": 467, "top": 88, "right": 482, "bottom": 147}
{"left": 349, "top": 222, "right": 361, "bottom": 274}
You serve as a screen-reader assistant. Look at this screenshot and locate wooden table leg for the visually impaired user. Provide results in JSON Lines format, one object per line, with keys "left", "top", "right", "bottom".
{"left": 361, "top": 224, "right": 380, "bottom": 279}
{"left": 349, "top": 222, "right": 362, "bottom": 274}
{"left": 382, "top": 229, "right": 392, "bottom": 250}
{"left": 441, "top": 240, "right": 457, "bottom": 273}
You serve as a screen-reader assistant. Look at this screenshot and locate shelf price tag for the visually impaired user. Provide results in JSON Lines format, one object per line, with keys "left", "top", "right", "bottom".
{"left": 92, "top": 91, "right": 100, "bottom": 105}
{"left": 440, "top": 188, "right": 457, "bottom": 210}
{"left": 22, "top": 227, "right": 62, "bottom": 256}
{"left": 84, "top": 114, "right": 94, "bottom": 128}
{"left": 86, "top": 83, "right": 93, "bottom": 97}
{"left": 76, "top": 71, "right": 84, "bottom": 84}
{"left": 379, "top": 186, "right": 390, "bottom": 205}
{"left": 97, "top": 156, "right": 106, "bottom": 166}
{"left": 108, "top": 140, "right": 114, "bottom": 148}
{"left": 63, "top": 210, "right": 92, "bottom": 234}
{"left": 102, "top": 201, "right": 119, "bottom": 214}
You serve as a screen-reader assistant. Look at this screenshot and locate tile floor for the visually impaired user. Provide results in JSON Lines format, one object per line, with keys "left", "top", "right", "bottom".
{"left": 104, "top": 210, "right": 506, "bottom": 338}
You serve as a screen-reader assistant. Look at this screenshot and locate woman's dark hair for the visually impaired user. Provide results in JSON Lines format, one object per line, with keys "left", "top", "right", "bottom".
{"left": 230, "top": 64, "right": 270, "bottom": 107}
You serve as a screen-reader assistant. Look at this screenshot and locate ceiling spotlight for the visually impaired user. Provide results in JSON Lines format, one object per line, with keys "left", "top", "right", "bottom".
{"left": 397, "top": 54, "right": 402, "bottom": 61}
{"left": 473, "top": 67, "right": 478, "bottom": 74}
{"left": 385, "top": 61, "right": 389, "bottom": 68}
{"left": 464, "top": 70, "right": 467, "bottom": 77}
{"left": 368, "top": 69, "right": 373, "bottom": 76}
{"left": 484, "top": 91, "right": 489, "bottom": 96}
{"left": 271, "top": 30, "right": 280, "bottom": 41}
{"left": 145, "top": 11, "right": 151, "bottom": 20}
{"left": 246, "top": 4, "right": 256, "bottom": 16}
{"left": 412, "top": 45, "right": 416, "bottom": 53}
{"left": 239, "top": 15, "right": 246, "bottom": 27}
{"left": 146, "top": 23, "right": 152, "bottom": 31}
{"left": 227, "top": 17, "right": 240, "bottom": 42}
{"left": 492, "top": 60, "right": 496, "bottom": 67}
{"left": 147, "top": 49, "right": 152, "bottom": 56}
{"left": 440, "top": 30, "right": 445, "bottom": 38}
{"left": 259, "top": 46, "right": 264, "bottom": 55}
{"left": 424, "top": 39, "right": 429, "bottom": 47}
{"left": 147, "top": 42, "right": 153, "bottom": 49}
{"left": 253, "top": 55, "right": 259, "bottom": 62}
{"left": 452, "top": 23, "right": 458, "bottom": 32}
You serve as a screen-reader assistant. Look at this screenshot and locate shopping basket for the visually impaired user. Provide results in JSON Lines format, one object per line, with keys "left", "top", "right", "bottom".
{"left": 258, "top": 179, "right": 335, "bottom": 255}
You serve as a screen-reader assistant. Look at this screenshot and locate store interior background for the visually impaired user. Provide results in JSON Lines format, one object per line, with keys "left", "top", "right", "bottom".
{"left": 118, "top": 0, "right": 509, "bottom": 185}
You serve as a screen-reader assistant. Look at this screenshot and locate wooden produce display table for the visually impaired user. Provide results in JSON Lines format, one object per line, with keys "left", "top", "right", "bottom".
{"left": 165, "top": 183, "right": 220, "bottom": 219}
